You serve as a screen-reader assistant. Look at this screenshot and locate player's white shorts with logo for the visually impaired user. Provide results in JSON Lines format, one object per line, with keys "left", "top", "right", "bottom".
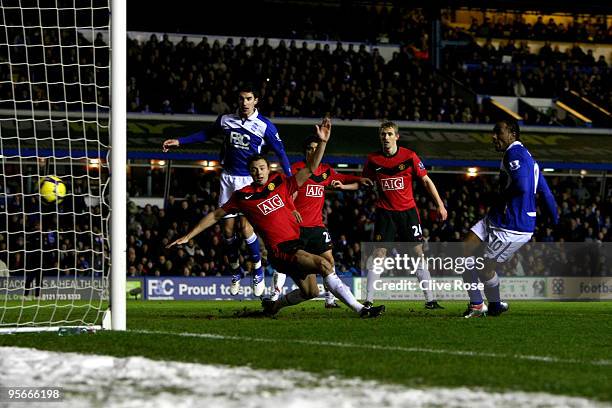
{"left": 219, "top": 171, "right": 252, "bottom": 218}
{"left": 470, "top": 217, "right": 532, "bottom": 263}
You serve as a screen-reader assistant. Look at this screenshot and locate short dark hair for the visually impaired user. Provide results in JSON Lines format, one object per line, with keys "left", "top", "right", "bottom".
{"left": 238, "top": 82, "right": 259, "bottom": 99}
{"left": 247, "top": 154, "right": 269, "bottom": 168}
{"left": 495, "top": 120, "right": 520, "bottom": 140}
{"left": 379, "top": 121, "right": 399, "bottom": 134}
{"left": 302, "top": 135, "right": 320, "bottom": 156}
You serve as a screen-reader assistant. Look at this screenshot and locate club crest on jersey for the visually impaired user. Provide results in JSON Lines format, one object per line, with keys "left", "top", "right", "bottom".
{"left": 268, "top": 183, "right": 275, "bottom": 191}
{"left": 380, "top": 177, "right": 404, "bottom": 191}
{"left": 257, "top": 194, "right": 284, "bottom": 215}
{"left": 229, "top": 131, "right": 250, "bottom": 150}
{"left": 322, "top": 172, "right": 328, "bottom": 179}
{"left": 509, "top": 160, "right": 521, "bottom": 171}
{"left": 306, "top": 184, "right": 324, "bottom": 197}
{"left": 398, "top": 163, "right": 406, "bottom": 170}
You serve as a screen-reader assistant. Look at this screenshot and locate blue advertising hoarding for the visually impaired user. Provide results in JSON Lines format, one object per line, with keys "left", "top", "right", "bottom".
{"left": 144, "top": 276, "right": 356, "bottom": 300}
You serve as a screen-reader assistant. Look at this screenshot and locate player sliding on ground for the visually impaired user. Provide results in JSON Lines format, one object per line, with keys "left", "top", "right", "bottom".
{"left": 270, "top": 135, "right": 373, "bottom": 308}
{"left": 461, "top": 120, "right": 559, "bottom": 318}
{"left": 167, "top": 118, "right": 385, "bottom": 318}
{"left": 162, "top": 84, "right": 292, "bottom": 297}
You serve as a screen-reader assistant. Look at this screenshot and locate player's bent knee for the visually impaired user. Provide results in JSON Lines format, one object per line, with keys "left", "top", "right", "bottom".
{"left": 318, "top": 258, "right": 333, "bottom": 275}
{"left": 241, "top": 223, "right": 254, "bottom": 237}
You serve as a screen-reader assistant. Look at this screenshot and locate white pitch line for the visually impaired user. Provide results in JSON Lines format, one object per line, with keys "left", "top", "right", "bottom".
{"left": 132, "top": 329, "right": 612, "bottom": 367}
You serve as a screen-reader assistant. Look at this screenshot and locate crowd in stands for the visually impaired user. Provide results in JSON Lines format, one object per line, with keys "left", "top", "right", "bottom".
{"left": 1, "top": 167, "right": 609, "bottom": 280}
{"left": 0, "top": 176, "right": 107, "bottom": 281}
{"left": 442, "top": 38, "right": 611, "bottom": 114}
{"left": 124, "top": 171, "right": 612, "bottom": 279}
{"left": 128, "top": 3, "right": 429, "bottom": 45}
{"left": 466, "top": 15, "right": 612, "bottom": 44}
{"left": 0, "top": 6, "right": 109, "bottom": 112}
{"left": 127, "top": 27, "right": 611, "bottom": 124}
{"left": 127, "top": 34, "right": 487, "bottom": 124}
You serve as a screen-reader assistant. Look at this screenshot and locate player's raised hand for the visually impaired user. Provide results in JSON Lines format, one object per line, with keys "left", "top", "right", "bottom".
{"left": 162, "top": 139, "right": 180, "bottom": 152}
{"left": 166, "top": 235, "right": 189, "bottom": 249}
{"left": 315, "top": 117, "right": 331, "bottom": 142}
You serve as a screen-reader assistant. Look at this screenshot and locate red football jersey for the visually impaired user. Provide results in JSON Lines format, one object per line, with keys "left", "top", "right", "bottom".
{"left": 291, "top": 162, "right": 362, "bottom": 227}
{"left": 222, "top": 173, "right": 300, "bottom": 249}
{"left": 362, "top": 147, "right": 427, "bottom": 211}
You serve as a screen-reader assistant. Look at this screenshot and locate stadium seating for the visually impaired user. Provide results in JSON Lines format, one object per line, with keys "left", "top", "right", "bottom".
{"left": 126, "top": 27, "right": 610, "bottom": 124}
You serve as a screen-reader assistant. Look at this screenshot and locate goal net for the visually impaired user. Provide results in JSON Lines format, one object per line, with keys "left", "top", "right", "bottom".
{"left": 0, "top": 0, "right": 123, "bottom": 332}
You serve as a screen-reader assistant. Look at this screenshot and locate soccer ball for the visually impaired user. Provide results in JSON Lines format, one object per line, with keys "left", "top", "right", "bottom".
{"left": 39, "top": 176, "right": 67, "bottom": 204}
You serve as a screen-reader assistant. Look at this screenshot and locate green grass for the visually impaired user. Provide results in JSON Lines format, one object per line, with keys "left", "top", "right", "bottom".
{"left": 1, "top": 300, "right": 611, "bottom": 402}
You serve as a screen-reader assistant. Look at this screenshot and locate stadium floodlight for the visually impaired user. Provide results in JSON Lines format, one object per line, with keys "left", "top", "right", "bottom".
{"left": 0, "top": 0, "right": 126, "bottom": 332}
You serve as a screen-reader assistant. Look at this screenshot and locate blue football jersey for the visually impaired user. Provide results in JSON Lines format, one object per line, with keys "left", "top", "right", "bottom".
{"left": 488, "top": 141, "right": 558, "bottom": 233}
{"left": 178, "top": 110, "right": 291, "bottom": 177}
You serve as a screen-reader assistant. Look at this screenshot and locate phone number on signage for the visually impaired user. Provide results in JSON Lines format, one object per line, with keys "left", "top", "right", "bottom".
{"left": 40, "top": 293, "right": 82, "bottom": 300}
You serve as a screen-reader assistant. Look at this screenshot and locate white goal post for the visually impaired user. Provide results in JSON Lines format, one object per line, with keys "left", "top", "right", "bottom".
{"left": 0, "top": 0, "right": 125, "bottom": 332}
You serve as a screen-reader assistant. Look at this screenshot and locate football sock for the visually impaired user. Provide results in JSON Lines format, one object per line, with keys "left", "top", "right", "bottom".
{"left": 324, "top": 272, "right": 363, "bottom": 313}
{"left": 272, "top": 270, "right": 286, "bottom": 295}
{"left": 245, "top": 233, "right": 264, "bottom": 280}
{"left": 224, "top": 235, "right": 242, "bottom": 281}
{"left": 484, "top": 272, "right": 501, "bottom": 303}
{"left": 366, "top": 263, "right": 377, "bottom": 303}
{"left": 463, "top": 256, "right": 484, "bottom": 304}
{"left": 278, "top": 289, "right": 308, "bottom": 310}
{"left": 323, "top": 282, "right": 336, "bottom": 304}
{"left": 415, "top": 263, "right": 435, "bottom": 303}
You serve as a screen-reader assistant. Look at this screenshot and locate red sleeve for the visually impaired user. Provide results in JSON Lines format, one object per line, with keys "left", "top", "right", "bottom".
{"left": 413, "top": 153, "right": 428, "bottom": 178}
{"left": 286, "top": 194, "right": 297, "bottom": 211}
{"left": 286, "top": 174, "right": 299, "bottom": 196}
{"left": 331, "top": 167, "right": 362, "bottom": 184}
{"left": 362, "top": 157, "right": 375, "bottom": 180}
{"left": 221, "top": 193, "right": 240, "bottom": 214}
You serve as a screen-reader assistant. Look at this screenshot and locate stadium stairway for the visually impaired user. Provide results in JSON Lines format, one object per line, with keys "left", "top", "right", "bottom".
{"left": 560, "top": 90, "right": 612, "bottom": 128}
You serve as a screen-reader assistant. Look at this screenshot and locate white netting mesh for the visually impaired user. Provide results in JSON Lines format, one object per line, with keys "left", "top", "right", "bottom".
{"left": 0, "top": 0, "right": 111, "bottom": 330}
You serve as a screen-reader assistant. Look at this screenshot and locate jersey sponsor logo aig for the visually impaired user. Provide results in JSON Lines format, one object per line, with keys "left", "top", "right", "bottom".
{"left": 305, "top": 184, "right": 324, "bottom": 197}
{"left": 380, "top": 177, "right": 404, "bottom": 191}
{"left": 257, "top": 194, "right": 285, "bottom": 215}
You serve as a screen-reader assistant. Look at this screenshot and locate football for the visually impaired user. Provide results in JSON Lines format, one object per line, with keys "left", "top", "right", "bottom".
{"left": 39, "top": 175, "right": 67, "bottom": 204}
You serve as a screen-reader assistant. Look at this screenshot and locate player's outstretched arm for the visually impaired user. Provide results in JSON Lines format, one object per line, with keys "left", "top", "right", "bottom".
{"left": 331, "top": 177, "right": 373, "bottom": 191}
{"left": 166, "top": 207, "right": 227, "bottom": 248}
{"left": 296, "top": 118, "right": 331, "bottom": 187}
{"left": 421, "top": 175, "right": 448, "bottom": 221}
{"left": 163, "top": 116, "right": 222, "bottom": 152}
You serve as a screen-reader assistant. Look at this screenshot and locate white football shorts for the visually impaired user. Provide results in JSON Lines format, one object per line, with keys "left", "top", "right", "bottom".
{"left": 470, "top": 217, "right": 532, "bottom": 263}
{"left": 219, "top": 171, "right": 253, "bottom": 219}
